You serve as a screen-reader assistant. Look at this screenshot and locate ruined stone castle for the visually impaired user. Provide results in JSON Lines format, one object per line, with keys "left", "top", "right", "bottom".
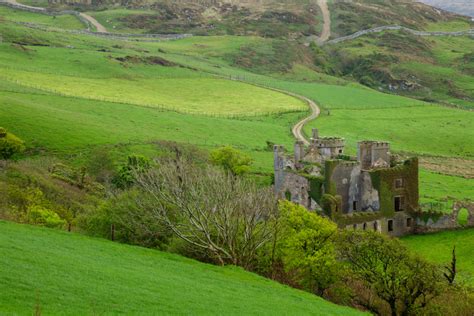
{"left": 274, "top": 129, "right": 474, "bottom": 236}
{"left": 274, "top": 129, "right": 420, "bottom": 236}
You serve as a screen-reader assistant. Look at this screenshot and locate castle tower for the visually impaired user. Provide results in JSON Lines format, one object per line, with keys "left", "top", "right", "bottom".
{"left": 312, "top": 137, "right": 345, "bottom": 159}
{"left": 357, "top": 141, "right": 390, "bottom": 169}
{"left": 273, "top": 145, "right": 286, "bottom": 194}
{"left": 294, "top": 140, "right": 305, "bottom": 162}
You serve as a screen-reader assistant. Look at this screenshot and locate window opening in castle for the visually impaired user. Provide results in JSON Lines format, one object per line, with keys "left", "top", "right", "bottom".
{"left": 363, "top": 223, "right": 367, "bottom": 230}
{"left": 407, "top": 218, "right": 412, "bottom": 228}
{"left": 395, "top": 178, "right": 404, "bottom": 189}
{"left": 373, "top": 221, "right": 378, "bottom": 231}
{"left": 394, "top": 196, "right": 404, "bottom": 212}
{"left": 353, "top": 201, "right": 358, "bottom": 211}
{"left": 388, "top": 219, "right": 394, "bottom": 232}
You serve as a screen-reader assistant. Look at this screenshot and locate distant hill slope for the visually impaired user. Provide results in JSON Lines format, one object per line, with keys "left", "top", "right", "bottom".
{"left": 0, "top": 221, "right": 363, "bottom": 315}
{"left": 418, "top": 0, "right": 474, "bottom": 18}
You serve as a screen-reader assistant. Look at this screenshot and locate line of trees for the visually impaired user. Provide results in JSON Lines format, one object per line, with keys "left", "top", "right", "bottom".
{"left": 4, "top": 139, "right": 472, "bottom": 315}
{"left": 80, "top": 146, "right": 473, "bottom": 315}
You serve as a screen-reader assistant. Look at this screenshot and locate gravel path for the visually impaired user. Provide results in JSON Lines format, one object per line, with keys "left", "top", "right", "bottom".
{"left": 316, "top": 0, "right": 331, "bottom": 43}
{"left": 78, "top": 12, "right": 107, "bottom": 32}
{"left": 291, "top": 94, "right": 320, "bottom": 145}
{"left": 1, "top": 0, "right": 107, "bottom": 32}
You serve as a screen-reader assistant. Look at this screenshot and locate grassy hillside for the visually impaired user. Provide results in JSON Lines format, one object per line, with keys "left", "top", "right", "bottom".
{"left": 0, "top": 7, "right": 472, "bottom": 202}
{"left": 0, "top": 6, "right": 84, "bottom": 30}
{"left": 329, "top": 0, "right": 472, "bottom": 37}
{"left": 83, "top": 0, "right": 322, "bottom": 37}
{"left": 0, "top": 220, "right": 363, "bottom": 315}
{"left": 403, "top": 229, "right": 474, "bottom": 285}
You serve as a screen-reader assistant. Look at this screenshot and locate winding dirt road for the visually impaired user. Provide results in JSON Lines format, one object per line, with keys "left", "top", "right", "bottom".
{"left": 291, "top": 94, "right": 321, "bottom": 145}
{"left": 316, "top": 0, "right": 331, "bottom": 43}
{"left": 1, "top": 0, "right": 107, "bottom": 32}
{"left": 78, "top": 12, "right": 107, "bottom": 33}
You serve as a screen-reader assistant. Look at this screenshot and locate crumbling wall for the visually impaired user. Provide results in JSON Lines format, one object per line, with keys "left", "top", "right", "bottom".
{"left": 415, "top": 201, "right": 474, "bottom": 233}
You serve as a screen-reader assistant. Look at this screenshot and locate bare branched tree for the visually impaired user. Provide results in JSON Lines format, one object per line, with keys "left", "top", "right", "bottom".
{"left": 134, "top": 157, "right": 278, "bottom": 269}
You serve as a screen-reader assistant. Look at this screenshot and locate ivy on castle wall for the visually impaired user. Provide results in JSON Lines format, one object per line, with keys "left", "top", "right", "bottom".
{"left": 412, "top": 209, "right": 445, "bottom": 224}
{"left": 305, "top": 175, "right": 324, "bottom": 204}
{"left": 369, "top": 158, "right": 419, "bottom": 216}
{"left": 324, "top": 160, "right": 339, "bottom": 196}
{"left": 335, "top": 212, "right": 385, "bottom": 227}
{"left": 320, "top": 194, "right": 342, "bottom": 219}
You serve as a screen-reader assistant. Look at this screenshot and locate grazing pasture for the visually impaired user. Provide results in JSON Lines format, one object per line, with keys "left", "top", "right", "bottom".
{"left": 0, "top": 221, "right": 363, "bottom": 315}
{"left": 403, "top": 229, "right": 474, "bottom": 286}
{"left": 0, "top": 10, "right": 471, "bottom": 204}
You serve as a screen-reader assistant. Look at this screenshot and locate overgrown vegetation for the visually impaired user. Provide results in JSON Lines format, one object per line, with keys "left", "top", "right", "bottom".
{"left": 0, "top": 3, "right": 473, "bottom": 314}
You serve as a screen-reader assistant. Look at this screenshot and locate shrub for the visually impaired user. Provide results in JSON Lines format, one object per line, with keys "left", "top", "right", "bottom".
{"left": 0, "top": 127, "right": 25, "bottom": 160}
{"left": 337, "top": 230, "right": 442, "bottom": 315}
{"left": 26, "top": 205, "right": 66, "bottom": 229}
{"left": 113, "top": 154, "right": 151, "bottom": 189}
{"left": 275, "top": 201, "right": 340, "bottom": 296}
{"left": 210, "top": 146, "right": 252, "bottom": 176}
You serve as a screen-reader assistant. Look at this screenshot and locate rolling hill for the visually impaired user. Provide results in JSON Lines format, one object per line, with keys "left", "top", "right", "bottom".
{"left": 0, "top": 220, "right": 364, "bottom": 315}
{"left": 0, "top": 1, "right": 473, "bottom": 314}
{"left": 419, "top": 0, "right": 474, "bottom": 18}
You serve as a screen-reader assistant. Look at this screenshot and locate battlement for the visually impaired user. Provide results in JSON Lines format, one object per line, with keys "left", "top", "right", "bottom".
{"left": 358, "top": 140, "right": 390, "bottom": 148}
{"left": 273, "top": 144, "right": 285, "bottom": 153}
{"left": 357, "top": 140, "right": 391, "bottom": 170}
{"left": 312, "top": 137, "right": 345, "bottom": 148}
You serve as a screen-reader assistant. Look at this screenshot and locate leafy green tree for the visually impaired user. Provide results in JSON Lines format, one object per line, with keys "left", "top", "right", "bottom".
{"left": 209, "top": 146, "right": 252, "bottom": 176}
{"left": 113, "top": 154, "right": 151, "bottom": 189}
{"left": 276, "top": 201, "right": 340, "bottom": 296}
{"left": 338, "top": 231, "right": 441, "bottom": 316}
{"left": 0, "top": 127, "right": 25, "bottom": 160}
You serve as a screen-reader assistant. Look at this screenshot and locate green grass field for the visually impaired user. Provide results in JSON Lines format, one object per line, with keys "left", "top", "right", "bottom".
{"left": 86, "top": 9, "right": 155, "bottom": 34}
{"left": 0, "top": 68, "right": 305, "bottom": 116}
{"left": 0, "top": 221, "right": 363, "bottom": 315}
{"left": 403, "top": 229, "right": 474, "bottom": 285}
{"left": 0, "top": 9, "right": 472, "bottom": 202}
{"left": 0, "top": 6, "right": 84, "bottom": 30}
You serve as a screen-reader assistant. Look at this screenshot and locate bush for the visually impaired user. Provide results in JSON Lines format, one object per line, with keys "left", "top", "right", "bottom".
{"left": 26, "top": 205, "right": 66, "bottom": 229}
{"left": 113, "top": 154, "right": 151, "bottom": 189}
{"left": 0, "top": 127, "right": 25, "bottom": 160}
{"left": 274, "top": 201, "right": 340, "bottom": 296}
{"left": 210, "top": 146, "right": 252, "bottom": 176}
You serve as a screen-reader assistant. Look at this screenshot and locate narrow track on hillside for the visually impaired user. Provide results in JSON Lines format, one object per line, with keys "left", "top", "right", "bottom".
{"left": 0, "top": 0, "right": 107, "bottom": 32}
{"left": 226, "top": 77, "right": 320, "bottom": 145}
{"left": 316, "top": 0, "right": 331, "bottom": 43}
{"left": 291, "top": 95, "right": 320, "bottom": 145}
{"left": 78, "top": 12, "right": 107, "bottom": 33}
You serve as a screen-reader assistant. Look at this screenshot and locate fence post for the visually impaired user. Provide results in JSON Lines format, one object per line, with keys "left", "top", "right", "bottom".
{"left": 111, "top": 224, "right": 115, "bottom": 241}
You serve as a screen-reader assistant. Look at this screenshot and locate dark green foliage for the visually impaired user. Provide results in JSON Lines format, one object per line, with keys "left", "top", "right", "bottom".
{"left": 210, "top": 146, "right": 252, "bottom": 176}
{"left": 307, "top": 175, "right": 324, "bottom": 203}
{"left": 334, "top": 51, "right": 399, "bottom": 87}
{"left": 320, "top": 194, "right": 342, "bottom": 218}
{"left": 443, "top": 246, "right": 457, "bottom": 285}
{"left": 80, "top": 189, "right": 172, "bottom": 249}
{"left": 0, "top": 127, "right": 25, "bottom": 160}
{"left": 113, "top": 154, "right": 151, "bottom": 189}
{"left": 338, "top": 230, "right": 442, "bottom": 315}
